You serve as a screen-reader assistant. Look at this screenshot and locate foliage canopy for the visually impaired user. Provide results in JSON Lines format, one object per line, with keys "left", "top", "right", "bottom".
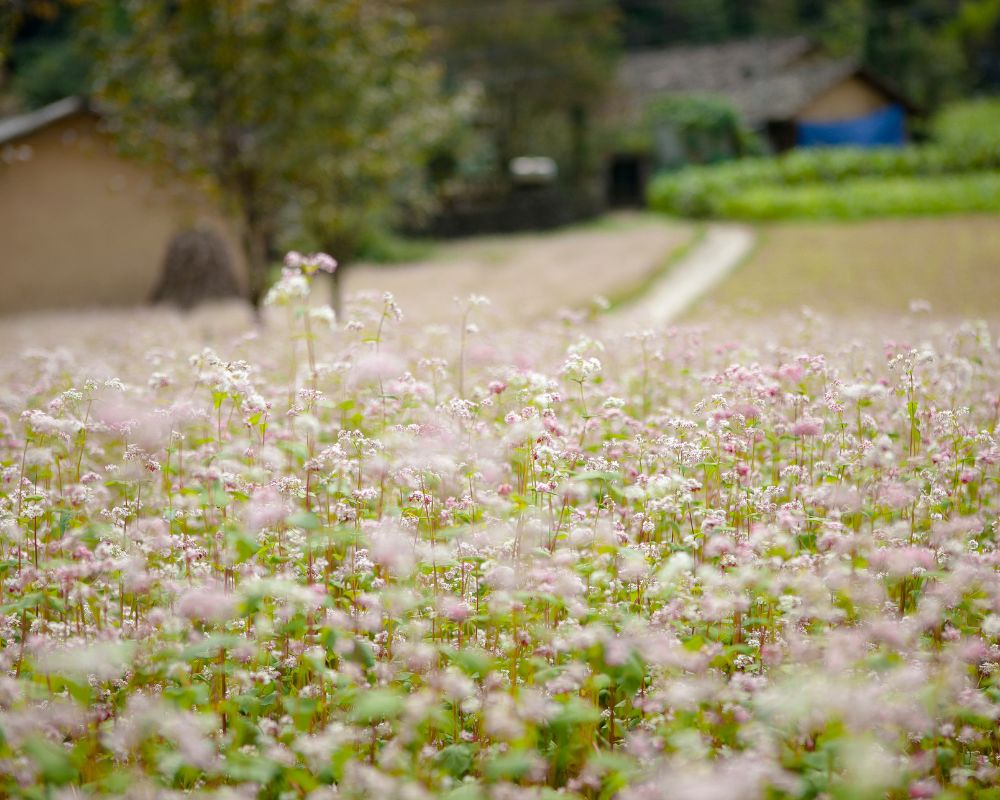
{"left": 91, "top": 0, "right": 455, "bottom": 305}
{"left": 423, "top": 0, "right": 620, "bottom": 182}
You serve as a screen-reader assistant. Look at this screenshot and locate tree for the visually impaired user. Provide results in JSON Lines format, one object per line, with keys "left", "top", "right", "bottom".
{"left": 952, "top": 0, "right": 1000, "bottom": 89}
{"left": 860, "top": 0, "right": 968, "bottom": 108}
{"left": 90, "top": 0, "right": 452, "bottom": 308}
{"left": 615, "top": 0, "right": 821, "bottom": 48}
{"left": 2, "top": 1, "right": 90, "bottom": 110}
{"left": 423, "top": 0, "right": 620, "bottom": 186}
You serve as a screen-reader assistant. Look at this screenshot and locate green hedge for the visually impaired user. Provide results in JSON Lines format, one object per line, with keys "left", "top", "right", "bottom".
{"left": 716, "top": 172, "right": 1000, "bottom": 220}
{"left": 648, "top": 144, "right": 1000, "bottom": 218}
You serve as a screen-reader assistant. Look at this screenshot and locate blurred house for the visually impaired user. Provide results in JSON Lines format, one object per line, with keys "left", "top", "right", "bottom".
{"left": 610, "top": 36, "right": 916, "bottom": 205}
{"left": 0, "top": 97, "right": 246, "bottom": 314}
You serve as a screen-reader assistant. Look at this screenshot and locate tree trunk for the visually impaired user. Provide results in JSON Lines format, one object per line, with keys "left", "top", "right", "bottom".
{"left": 569, "top": 104, "right": 588, "bottom": 187}
{"left": 329, "top": 266, "right": 344, "bottom": 320}
{"left": 496, "top": 91, "right": 519, "bottom": 187}
{"left": 244, "top": 225, "right": 271, "bottom": 309}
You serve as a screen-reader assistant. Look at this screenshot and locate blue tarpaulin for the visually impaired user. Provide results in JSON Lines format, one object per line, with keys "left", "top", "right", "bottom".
{"left": 797, "top": 104, "right": 906, "bottom": 148}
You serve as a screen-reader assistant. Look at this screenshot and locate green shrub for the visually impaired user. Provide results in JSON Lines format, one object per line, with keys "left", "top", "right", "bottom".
{"left": 616, "top": 95, "right": 762, "bottom": 167}
{"left": 10, "top": 38, "right": 92, "bottom": 109}
{"left": 648, "top": 144, "right": 1000, "bottom": 218}
{"left": 932, "top": 97, "right": 1000, "bottom": 150}
{"left": 717, "top": 172, "right": 1000, "bottom": 220}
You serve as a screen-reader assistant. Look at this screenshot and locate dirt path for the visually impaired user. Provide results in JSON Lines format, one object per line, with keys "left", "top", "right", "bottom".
{"left": 344, "top": 214, "right": 693, "bottom": 326}
{"left": 615, "top": 224, "right": 755, "bottom": 326}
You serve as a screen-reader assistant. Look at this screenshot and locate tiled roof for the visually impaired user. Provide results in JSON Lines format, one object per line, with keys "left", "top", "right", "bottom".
{"left": 0, "top": 96, "right": 86, "bottom": 145}
{"left": 618, "top": 37, "right": 887, "bottom": 124}
{"left": 620, "top": 36, "right": 815, "bottom": 97}
{"left": 730, "top": 57, "right": 860, "bottom": 122}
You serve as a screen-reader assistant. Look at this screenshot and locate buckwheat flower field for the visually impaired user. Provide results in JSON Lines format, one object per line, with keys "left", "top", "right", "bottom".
{"left": 1, "top": 258, "right": 999, "bottom": 800}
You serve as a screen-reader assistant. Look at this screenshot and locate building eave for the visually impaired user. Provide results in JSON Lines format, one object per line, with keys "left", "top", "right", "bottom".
{"left": 0, "top": 96, "right": 88, "bottom": 146}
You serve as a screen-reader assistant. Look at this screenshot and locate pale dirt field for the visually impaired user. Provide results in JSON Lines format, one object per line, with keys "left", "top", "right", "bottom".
{"left": 0, "top": 214, "right": 692, "bottom": 358}
{"left": 698, "top": 215, "right": 1000, "bottom": 320}
{"left": 342, "top": 213, "right": 693, "bottom": 326}
{"left": 0, "top": 301, "right": 258, "bottom": 363}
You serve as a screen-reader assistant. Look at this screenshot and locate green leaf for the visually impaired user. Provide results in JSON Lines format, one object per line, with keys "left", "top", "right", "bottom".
{"left": 611, "top": 650, "right": 645, "bottom": 696}
{"left": 180, "top": 633, "right": 240, "bottom": 660}
{"left": 287, "top": 511, "right": 320, "bottom": 530}
{"left": 572, "top": 470, "right": 621, "bottom": 483}
{"left": 548, "top": 697, "right": 601, "bottom": 735}
{"left": 283, "top": 696, "right": 319, "bottom": 729}
{"left": 22, "top": 736, "right": 77, "bottom": 785}
{"left": 349, "top": 689, "right": 405, "bottom": 725}
{"left": 484, "top": 750, "right": 538, "bottom": 782}
{"left": 436, "top": 743, "right": 475, "bottom": 778}
{"left": 224, "top": 752, "right": 280, "bottom": 784}
{"left": 233, "top": 692, "right": 262, "bottom": 716}
{"left": 348, "top": 638, "right": 376, "bottom": 670}
{"left": 225, "top": 525, "right": 260, "bottom": 563}
{"left": 441, "top": 785, "right": 485, "bottom": 800}
{"left": 278, "top": 440, "right": 310, "bottom": 461}
{"left": 98, "top": 770, "right": 136, "bottom": 794}
{"left": 447, "top": 647, "right": 494, "bottom": 678}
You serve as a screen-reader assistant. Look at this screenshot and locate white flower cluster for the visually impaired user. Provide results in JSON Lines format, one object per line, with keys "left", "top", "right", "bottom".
{"left": 560, "top": 352, "right": 603, "bottom": 383}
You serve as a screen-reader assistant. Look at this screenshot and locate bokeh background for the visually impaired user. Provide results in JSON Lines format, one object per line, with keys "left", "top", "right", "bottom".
{"left": 2, "top": 0, "right": 999, "bottom": 324}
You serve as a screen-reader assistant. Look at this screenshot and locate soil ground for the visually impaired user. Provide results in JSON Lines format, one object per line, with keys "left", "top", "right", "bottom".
{"left": 617, "top": 224, "right": 753, "bottom": 327}
{"left": 0, "top": 213, "right": 694, "bottom": 357}
{"left": 343, "top": 213, "right": 694, "bottom": 326}
{"left": 695, "top": 216, "right": 1000, "bottom": 320}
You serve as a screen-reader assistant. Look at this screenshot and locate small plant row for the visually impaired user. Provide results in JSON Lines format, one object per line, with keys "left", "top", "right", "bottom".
{"left": 717, "top": 171, "right": 1000, "bottom": 220}
{"left": 648, "top": 143, "right": 1000, "bottom": 218}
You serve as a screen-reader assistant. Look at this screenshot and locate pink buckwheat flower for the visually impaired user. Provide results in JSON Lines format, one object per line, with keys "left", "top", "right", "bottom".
{"left": 177, "top": 584, "right": 238, "bottom": 624}
{"left": 791, "top": 417, "right": 823, "bottom": 437}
